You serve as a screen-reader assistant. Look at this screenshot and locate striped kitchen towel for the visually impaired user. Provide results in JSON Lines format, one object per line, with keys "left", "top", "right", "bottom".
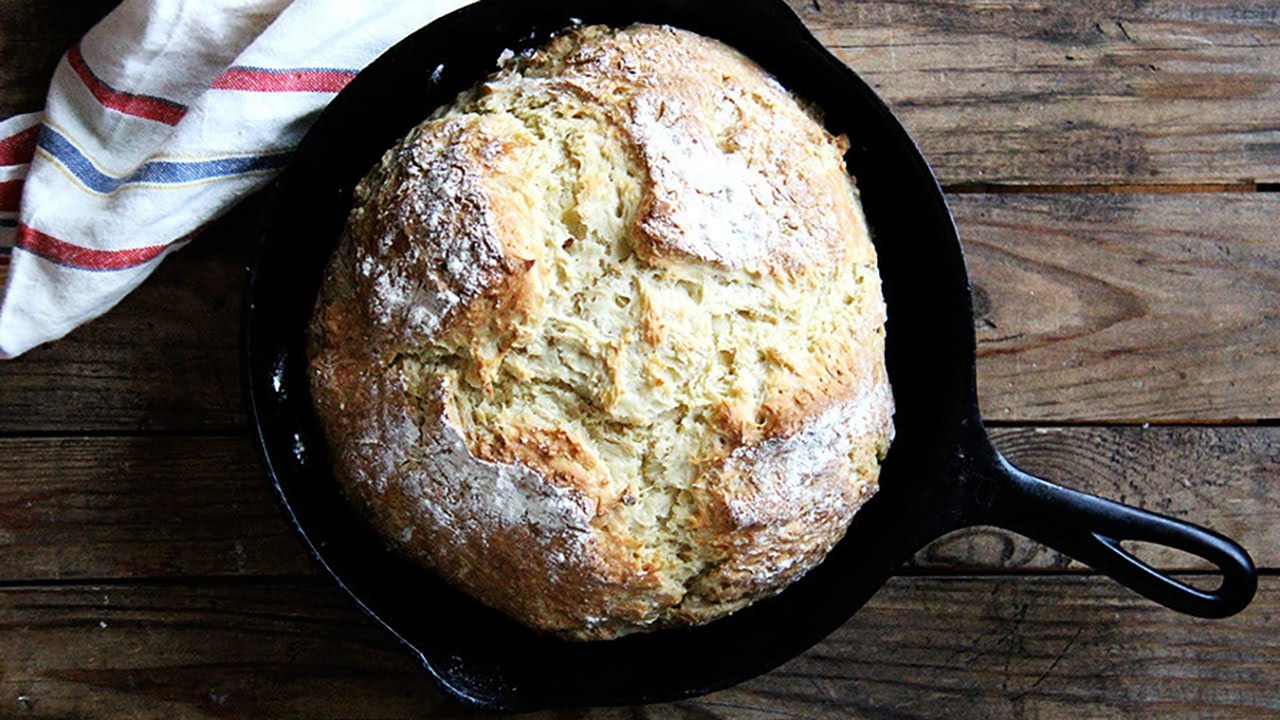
{"left": 0, "top": 0, "right": 473, "bottom": 359}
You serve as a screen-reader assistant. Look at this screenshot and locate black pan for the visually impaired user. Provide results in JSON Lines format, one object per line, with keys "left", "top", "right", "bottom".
{"left": 243, "top": 0, "right": 1257, "bottom": 711}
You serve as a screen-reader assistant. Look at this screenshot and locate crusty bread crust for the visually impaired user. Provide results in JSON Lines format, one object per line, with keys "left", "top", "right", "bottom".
{"left": 309, "top": 24, "right": 894, "bottom": 640}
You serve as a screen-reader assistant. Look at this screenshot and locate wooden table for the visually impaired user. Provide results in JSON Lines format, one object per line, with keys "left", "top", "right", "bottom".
{"left": 2, "top": 2, "right": 1277, "bottom": 717}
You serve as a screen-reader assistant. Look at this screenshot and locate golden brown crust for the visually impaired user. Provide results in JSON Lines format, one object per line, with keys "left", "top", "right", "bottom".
{"left": 309, "top": 23, "right": 894, "bottom": 640}
{"left": 509, "top": 24, "right": 867, "bottom": 277}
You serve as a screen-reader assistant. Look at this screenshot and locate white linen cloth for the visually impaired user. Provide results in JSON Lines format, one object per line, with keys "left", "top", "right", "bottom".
{"left": 0, "top": 0, "right": 472, "bottom": 358}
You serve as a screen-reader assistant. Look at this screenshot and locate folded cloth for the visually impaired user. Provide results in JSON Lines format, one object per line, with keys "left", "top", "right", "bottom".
{"left": 0, "top": 0, "right": 473, "bottom": 359}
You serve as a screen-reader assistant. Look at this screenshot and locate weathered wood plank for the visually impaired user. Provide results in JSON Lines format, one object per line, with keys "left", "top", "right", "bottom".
{"left": 692, "top": 574, "right": 1280, "bottom": 720}
{"left": 0, "top": 427, "right": 1272, "bottom": 581}
{"left": 1, "top": 576, "right": 1276, "bottom": 719}
{"left": 3, "top": 193, "right": 1273, "bottom": 430}
{"left": 957, "top": 193, "right": 1280, "bottom": 423}
{"left": 0, "top": 581, "right": 451, "bottom": 719}
{"left": 0, "top": 0, "right": 117, "bottom": 116}
{"left": 916, "top": 426, "right": 1280, "bottom": 572}
{"left": 792, "top": 0, "right": 1280, "bottom": 185}
{"left": 3, "top": 2, "right": 1278, "bottom": 187}
{"left": 0, "top": 208, "right": 252, "bottom": 433}
{"left": 0, "top": 436, "right": 312, "bottom": 581}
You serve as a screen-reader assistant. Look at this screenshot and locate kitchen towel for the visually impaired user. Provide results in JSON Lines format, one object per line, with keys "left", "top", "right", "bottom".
{"left": 0, "top": 0, "right": 473, "bottom": 358}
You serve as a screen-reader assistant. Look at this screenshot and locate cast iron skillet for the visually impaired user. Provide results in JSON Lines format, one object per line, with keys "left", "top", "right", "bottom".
{"left": 243, "top": 0, "right": 1258, "bottom": 711}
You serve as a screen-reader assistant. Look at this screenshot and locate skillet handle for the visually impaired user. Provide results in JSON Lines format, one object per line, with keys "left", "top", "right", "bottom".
{"left": 970, "top": 450, "right": 1257, "bottom": 619}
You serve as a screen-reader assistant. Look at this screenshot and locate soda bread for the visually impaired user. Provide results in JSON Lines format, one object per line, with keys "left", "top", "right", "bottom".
{"left": 308, "top": 24, "right": 894, "bottom": 640}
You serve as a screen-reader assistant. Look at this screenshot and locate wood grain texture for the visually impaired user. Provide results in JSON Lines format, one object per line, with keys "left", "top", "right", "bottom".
{"left": 0, "top": 0, "right": 117, "bottom": 116}
{"left": 0, "top": 208, "right": 252, "bottom": 434}
{"left": 688, "top": 574, "right": 1280, "bottom": 720}
{"left": 917, "top": 426, "right": 1280, "bottom": 572}
{"left": 2, "top": 2, "right": 1277, "bottom": 186}
{"left": 1, "top": 194, "right": 1275, "bottom": 431}
{"left": 792, "top": 0, "right": 1280, "bottom": 185}
{"left": 0, "top": 1, "right": 1275, "bottom": 717}
{"left": 957, "top": 193, "right": 1280, "bottom": 423}
{"left": 0, "top": 436, "right": 312, "bottom": 581}
{"left": 0, "top": 582, "right": 452, "bottom": 720}
{"left": 1, "top": 576, "right": 1276, "bottom": 719}
{"left": 0, "top": 427, "right": 1271, "bottom": 581}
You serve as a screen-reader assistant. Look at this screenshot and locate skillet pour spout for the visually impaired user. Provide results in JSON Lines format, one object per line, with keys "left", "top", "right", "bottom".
{"left": 243, "top": 0, "right": 1259, "bottom": 710}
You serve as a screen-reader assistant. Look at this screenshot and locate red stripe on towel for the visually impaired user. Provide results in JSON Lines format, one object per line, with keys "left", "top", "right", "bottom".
{"left": 67, "top": 44, "right": 188, "bottom": 126}
{"left": 0, "top": 180, "right": 22, "bottom": 212}
{"left": 212, "top": 67, "right": 356, "bottom": 93}
{"left": 15, "top": 224, "right": 172, "bottom": 271}
{"left": 0, "top": 126, "right": 39, "bottom": 166}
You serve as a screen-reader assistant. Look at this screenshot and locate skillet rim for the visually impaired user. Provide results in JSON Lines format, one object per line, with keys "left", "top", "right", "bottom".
{"left": 242, "top": 0, "right": 978, "bottom": 709}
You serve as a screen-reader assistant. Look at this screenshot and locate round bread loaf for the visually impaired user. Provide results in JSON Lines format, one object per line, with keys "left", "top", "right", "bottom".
{"left": 308, "top": 24, "right": 894, "bottom": 640}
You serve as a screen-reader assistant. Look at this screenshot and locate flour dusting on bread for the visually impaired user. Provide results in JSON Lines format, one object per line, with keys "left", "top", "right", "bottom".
{"left": 309, "top": 24, "right": 894, "bottom": 640}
